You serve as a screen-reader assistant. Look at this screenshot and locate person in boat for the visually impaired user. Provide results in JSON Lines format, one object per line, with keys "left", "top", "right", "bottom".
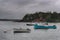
{"left": 27, "top": 28, "right": 31, "bottom": 31}
{"left": 53, "top": 25, "right": 56, "bottom": 26}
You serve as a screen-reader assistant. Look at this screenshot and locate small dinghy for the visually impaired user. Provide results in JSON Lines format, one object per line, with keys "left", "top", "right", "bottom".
{"left": 13, "top": 28, "right": 31, "bottom": 33}
{"left": 34, "top": 24, "right": 56, "bottom": 29}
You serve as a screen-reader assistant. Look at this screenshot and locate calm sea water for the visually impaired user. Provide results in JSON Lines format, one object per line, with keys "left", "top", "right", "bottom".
{"left": 0, "top": 21, "right": 60, "bottom": 40}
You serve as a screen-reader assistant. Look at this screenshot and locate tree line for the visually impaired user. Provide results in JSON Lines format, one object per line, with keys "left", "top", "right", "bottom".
{"left": 21, "top": 11, "right": 60, "bottom": 22}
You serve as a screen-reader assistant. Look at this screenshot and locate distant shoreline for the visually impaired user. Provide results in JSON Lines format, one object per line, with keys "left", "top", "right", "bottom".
{"left": 0, "top": 19, "right": 21, "bottom": 21}
{"left": 0, "top": 19, "right": 60, "bottom": 23}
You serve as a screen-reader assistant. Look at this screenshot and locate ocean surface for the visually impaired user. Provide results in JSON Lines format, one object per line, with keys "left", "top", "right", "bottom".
{"left": 0, "top": 21, "right": 60, "bottom": 40}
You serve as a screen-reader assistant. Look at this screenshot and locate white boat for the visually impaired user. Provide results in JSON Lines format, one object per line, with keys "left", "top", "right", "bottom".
{"left": 13, "top": 28, "right": 31, "bottom": 33}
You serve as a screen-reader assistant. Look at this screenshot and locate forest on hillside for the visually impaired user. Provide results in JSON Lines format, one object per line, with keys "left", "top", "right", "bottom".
{"left": 21, "top": 11, "right": 60, "bottom": 22}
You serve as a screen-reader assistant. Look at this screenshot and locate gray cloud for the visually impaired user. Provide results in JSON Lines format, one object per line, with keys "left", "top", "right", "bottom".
{"left": 0, "top": 0, "right": 60, "bottom": 19}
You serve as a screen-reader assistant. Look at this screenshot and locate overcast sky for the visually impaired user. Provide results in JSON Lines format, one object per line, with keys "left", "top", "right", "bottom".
{"left": 0, "top": 0, "right": 60, "bottom": 19}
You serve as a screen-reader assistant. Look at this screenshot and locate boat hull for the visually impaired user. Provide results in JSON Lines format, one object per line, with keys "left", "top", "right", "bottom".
{"left": 14, "top": 31, "right": 30, "bottom": 33}
{"left": 34, "top": 24, "right": 56, "bottom": 29}
{"left": 26, "top": 24, "right": 34, "bottom": 26}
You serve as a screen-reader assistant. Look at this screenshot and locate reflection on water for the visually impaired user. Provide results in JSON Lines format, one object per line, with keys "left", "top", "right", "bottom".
{"left": 0, "top": 21, "right": 60, "bottom": 40}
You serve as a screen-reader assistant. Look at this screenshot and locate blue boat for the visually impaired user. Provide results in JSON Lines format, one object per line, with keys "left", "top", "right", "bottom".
{"left": 34, "top": 24, "right": 56, "bottom": 29}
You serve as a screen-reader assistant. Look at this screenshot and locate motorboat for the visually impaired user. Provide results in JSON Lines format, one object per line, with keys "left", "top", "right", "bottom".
{"left": 13, "top": 28, "right": 31, "bottom": 33}
{"left": 26, "top": 23, "right": 35, "bottom": 26}
{"left": 34, "top": 24, "right": 56, "bottom": 29}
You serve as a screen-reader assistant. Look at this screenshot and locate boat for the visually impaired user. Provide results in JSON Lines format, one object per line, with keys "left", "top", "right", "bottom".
{"left": 26, "top": 23, "right": 34, "bottom": 26}
{"left": 34, "top": 24, "right": 56, "bottom": 29}
{"left": 13, "top": 28, "right": 31, "bottom": 33}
